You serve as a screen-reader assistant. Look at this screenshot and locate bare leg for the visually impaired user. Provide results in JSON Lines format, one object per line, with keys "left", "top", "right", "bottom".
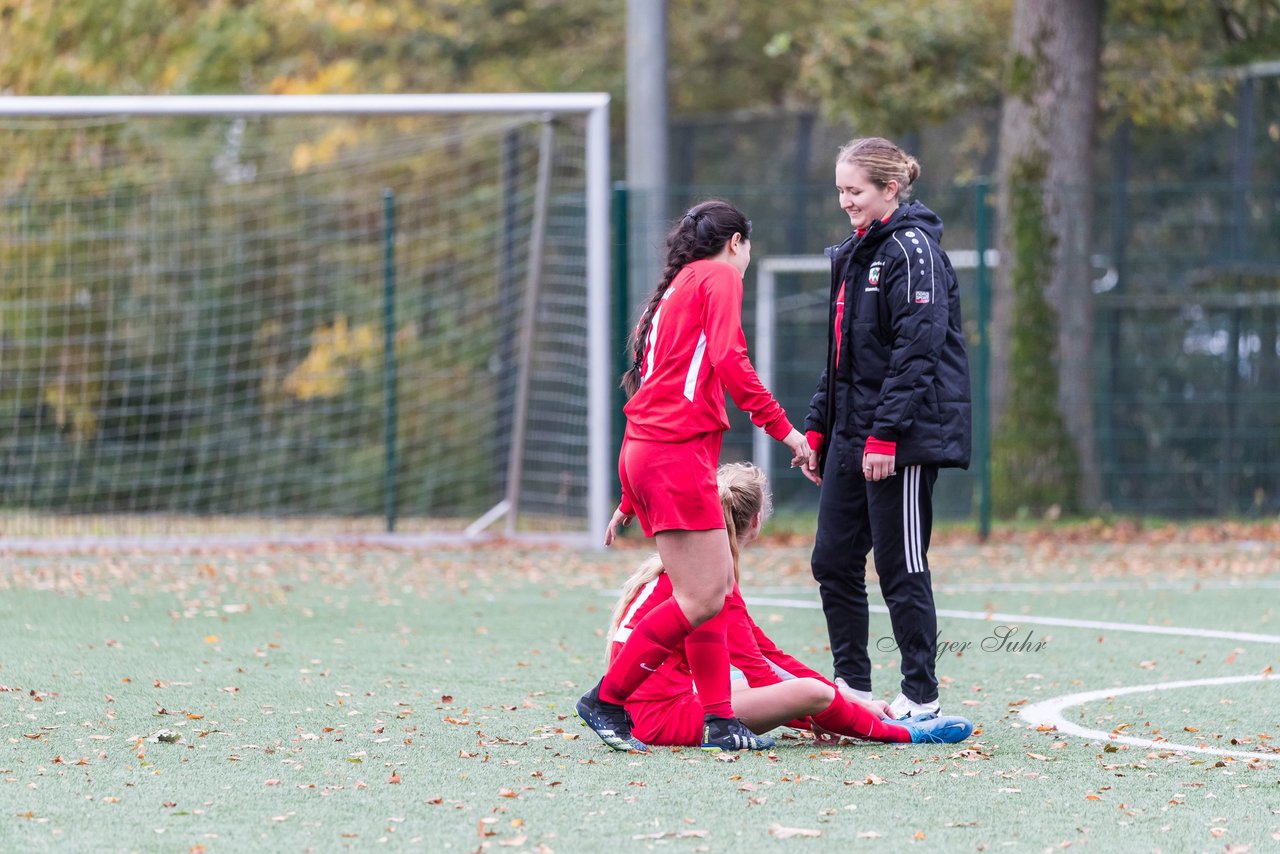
{"left": 729, "top": 678, "right": 834, "bottom": 734}
{"left": 654, "top": 528, "right": 735, "bottom": 625}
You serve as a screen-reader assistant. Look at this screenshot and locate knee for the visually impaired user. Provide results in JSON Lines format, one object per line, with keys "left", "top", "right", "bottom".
{"left": 685, "top": 583, "right": 733, "bottom": 625}
{"left": 682, "top": 596, "right": 722, "bottom": 626}
{"left": 797, "top": 678, "right": 836, "bottom": 714}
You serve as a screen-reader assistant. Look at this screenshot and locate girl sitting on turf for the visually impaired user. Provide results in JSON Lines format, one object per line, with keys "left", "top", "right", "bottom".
{"left": 601, "top": 462, "right": 974, "bottom": 751}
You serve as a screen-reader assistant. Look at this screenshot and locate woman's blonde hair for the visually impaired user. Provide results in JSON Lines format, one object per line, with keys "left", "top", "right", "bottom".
{"left": 606, "top": 463, "right": 771, "bottom": 654}
{"left": 837, "top": 137, "right": 921, "bottom": 202}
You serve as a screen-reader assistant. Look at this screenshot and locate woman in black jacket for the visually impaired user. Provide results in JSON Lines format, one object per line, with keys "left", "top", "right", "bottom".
{"left": 800, "top": 137, "right": 971, "bottom": 720}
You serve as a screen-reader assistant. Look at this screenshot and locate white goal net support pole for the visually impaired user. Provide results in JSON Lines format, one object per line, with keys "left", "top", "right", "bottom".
{"left": 0, "top": 94, "right": 612, "bottom": 547}
{"left": 753, "top": 250, "right": 999, "bottom": 482}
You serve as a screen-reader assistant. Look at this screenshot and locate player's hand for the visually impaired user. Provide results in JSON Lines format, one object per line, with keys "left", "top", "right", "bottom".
{"left": 837, "top": 683, "right": 891, "bottom": 718}
{"left": 861, "top": 451, "right": 896, "bottom": 482}
{"left": 782, "top": 429, "right": 821, "bottom": 484}
{"left": 604, "top": 506, "right": 633, "bottom": 547}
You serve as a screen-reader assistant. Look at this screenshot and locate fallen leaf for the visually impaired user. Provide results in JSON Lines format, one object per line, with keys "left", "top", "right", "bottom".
{"left": 768, "top": 824, "right": 821, "bottom": 839}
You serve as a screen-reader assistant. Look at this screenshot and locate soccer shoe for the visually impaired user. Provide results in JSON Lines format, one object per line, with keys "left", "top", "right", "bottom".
{"left": 894, "top": 710, "right": 940, "bottom": 725}
{"left": 700, "top": 716, "right": 776, "bottom": 752}
{"left": 575, "top": 683, "right": 647, "bottom": 752}
{"left": 906, "top": 715, "right": 974, "bottom": 745}
{"left": 888, "top": 692, "right": 940, "bottom": 720}
{"left": 835, "top": 676, "right": 874, "bottom": 703}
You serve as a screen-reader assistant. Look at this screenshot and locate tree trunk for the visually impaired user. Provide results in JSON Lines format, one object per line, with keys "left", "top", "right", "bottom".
{"left": 992, "top": 0, "right": 1104, "bottom": 514}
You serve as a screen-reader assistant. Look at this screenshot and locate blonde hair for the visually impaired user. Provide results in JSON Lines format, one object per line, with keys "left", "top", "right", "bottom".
{"left": 837, "top": 137, "right": 921, "bottom": 202}
{"left": 606, "top": 463, "right": 771, "bottom": 655}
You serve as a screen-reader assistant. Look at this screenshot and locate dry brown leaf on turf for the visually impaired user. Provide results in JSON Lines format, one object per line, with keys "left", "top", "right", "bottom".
{"left": 387, "top": 771, "right": 401, "bottom": 784}
{"left": 768, "top": 824, "right": 821, "bottom": 839}
{"left": 633, "top": 830, "right": 709, "bottom": 840}
{"left": 856, "top": 831, "right": 881, "bottom": 839}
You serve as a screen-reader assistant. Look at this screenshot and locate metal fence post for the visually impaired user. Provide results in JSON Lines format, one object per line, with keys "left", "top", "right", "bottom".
{"left": 974, "top": 179, "right": 992, "bottom": 540}
{"left": 382, "top": 188, "right": 398, "bottom": 533}
{"left": 612, "top": 182, "right": 630, "bottom": 505}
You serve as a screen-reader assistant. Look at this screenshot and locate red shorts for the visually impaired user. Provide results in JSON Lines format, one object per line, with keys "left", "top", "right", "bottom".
{"left": 627, "top": 696, "right": 703, "bottom": 747}
{"left": 619, "top": 432, "right": 725, "bottom": 537}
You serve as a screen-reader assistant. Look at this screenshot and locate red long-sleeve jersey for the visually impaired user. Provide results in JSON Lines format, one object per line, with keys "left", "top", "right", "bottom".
{"left": 623, "top": 259, "right": 791, "bottom": 444}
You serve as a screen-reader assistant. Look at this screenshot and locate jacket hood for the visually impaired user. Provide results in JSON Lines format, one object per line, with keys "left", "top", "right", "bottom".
{"left": 889, "top": 200, "right": 944, "bottom": 243}
{"left": 825, "top": 200, "right": 944, "bottom": 257}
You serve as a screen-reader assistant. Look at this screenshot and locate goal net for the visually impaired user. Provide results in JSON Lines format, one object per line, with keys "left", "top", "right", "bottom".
{"left": 0, "top": 95, "right": 611, "bottom": 546}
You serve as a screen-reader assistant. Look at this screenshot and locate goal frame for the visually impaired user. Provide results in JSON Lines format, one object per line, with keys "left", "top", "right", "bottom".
{"left": 0, "top": 93, "right": 613, "bottom": 547}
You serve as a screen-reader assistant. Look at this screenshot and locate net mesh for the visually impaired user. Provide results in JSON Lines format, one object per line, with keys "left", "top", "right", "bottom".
{"left": 0, "top": 112, "right": 591, "bottom": 538}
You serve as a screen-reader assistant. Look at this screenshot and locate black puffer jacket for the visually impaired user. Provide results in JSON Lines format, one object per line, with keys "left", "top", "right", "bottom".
{"left": 804, "top": 200, "right": 971, "bottom": 469}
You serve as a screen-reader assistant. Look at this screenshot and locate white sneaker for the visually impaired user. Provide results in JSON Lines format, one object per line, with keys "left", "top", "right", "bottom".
{"left": 835, "top": 677, "right": 874, "bottom": 703}
{"left": 888, "top": 693, "right": 940, "bottom": 720}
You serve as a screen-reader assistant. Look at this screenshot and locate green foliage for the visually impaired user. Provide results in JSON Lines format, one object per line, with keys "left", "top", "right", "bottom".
{"left": 991, "top": 155, "right": 1079, "bottom": 517}
{"left": 793, "top": 0, "right": 1012, "bottom": 134}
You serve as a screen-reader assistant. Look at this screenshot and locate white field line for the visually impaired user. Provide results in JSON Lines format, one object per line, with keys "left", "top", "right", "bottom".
{"left": 1019, "top": 675, "right": 1278, "bottom": 760}
{"left": 743, "top": 593, "right": 1280, "bottom": 760}
{"left": 743, "top": 596, "right": 1280, "bottom": 646}
{"left": 748, "top": 579, "right": 1280, "bottom": 595}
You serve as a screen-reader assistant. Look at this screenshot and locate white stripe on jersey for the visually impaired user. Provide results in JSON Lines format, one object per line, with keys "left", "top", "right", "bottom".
{"left": 683, "top": 332, "right": 707, "bottom": 402}
{"left": 611, "top": 576, "right": 662, "bottom": 644}
{"left": 641, "top": 283, "right": 679, "bottom": 387}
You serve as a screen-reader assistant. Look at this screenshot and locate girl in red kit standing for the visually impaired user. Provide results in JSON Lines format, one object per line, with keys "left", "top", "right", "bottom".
{"left": 576, "top": 200, "right": 811, "bottom": 752}
{"left": 803, "top": 138, "right": 972, "bottom": 721}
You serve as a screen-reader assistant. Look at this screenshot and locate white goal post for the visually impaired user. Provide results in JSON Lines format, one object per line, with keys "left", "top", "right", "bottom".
{"left": 0, "top": 94, "right": 612, "bottom": 547}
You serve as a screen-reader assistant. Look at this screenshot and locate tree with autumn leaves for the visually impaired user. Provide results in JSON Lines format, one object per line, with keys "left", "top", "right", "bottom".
{"left": 3, "top": 0, "right": 1276, "bottom": 516}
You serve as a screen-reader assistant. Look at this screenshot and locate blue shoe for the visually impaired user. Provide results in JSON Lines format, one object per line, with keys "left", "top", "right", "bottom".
{"left": 906, "top": 715, "right": 973, "bottom": 744}
{"left": 895, "top": 710, "right": 940, "bottom": 725}
{"left": 701, "top": 716, "right": 775, "bottom": 752}
{"left": 576, "top": 683, "right": 647, "bottom": 752}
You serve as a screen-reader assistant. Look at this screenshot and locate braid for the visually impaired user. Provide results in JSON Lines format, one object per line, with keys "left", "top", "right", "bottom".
{"left": 619, "top": 200, "right": 752, "bottom": 398}
{"left": 621, "top": 243, "right": 693, "bottom": 397}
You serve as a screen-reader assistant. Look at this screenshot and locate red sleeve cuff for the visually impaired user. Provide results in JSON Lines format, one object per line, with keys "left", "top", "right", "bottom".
{"left": 618, "top": 495, "right": 633, "bottom": 515}
{"left": 805, "top": 431, "right": 824, "bottom": 453}
{"left": 864, "top": 436, "right": 896, "bottom": 457}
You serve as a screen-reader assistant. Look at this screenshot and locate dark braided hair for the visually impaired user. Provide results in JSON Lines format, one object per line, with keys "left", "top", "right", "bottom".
{"left": 621, "top": 199, "right": 752, "bottom": 397}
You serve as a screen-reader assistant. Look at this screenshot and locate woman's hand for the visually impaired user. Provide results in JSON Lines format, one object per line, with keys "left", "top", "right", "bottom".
{"left": 603, "top": 506, "right": 633, "bottom": 546}
{"left": 783, "top": 429, "right": 822, "bottom": 485}
{"left": 861, "top": 451, "right": 896, "bottom": 482}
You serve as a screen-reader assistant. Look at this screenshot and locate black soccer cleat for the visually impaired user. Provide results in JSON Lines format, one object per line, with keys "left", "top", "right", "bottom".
{"left": 700, "top": 715, "right": 775, "bottom": 752}
{"left": 575, "top": 682, "right": 647, "bottom": 752}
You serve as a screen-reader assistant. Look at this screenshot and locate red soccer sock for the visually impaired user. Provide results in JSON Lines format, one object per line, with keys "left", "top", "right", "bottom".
{"left": 684, "top": 603, "right": 733, "bottom": 719}
{"left": 812, "top": 692, "right": 911, "bottom": 743}
{"left": 599, "top": 598, "right": 694, "bottom": 705}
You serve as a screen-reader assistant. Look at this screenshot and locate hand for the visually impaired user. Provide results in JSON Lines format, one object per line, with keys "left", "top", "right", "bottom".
{"left": 836, "top": 684, "right": 891, "bottom": 719}
{"left": 802, "top": 446, "right": 822, "bottom": 486}
{"left": 604, "top": 506, "right": 633, "bottom": 546}
{"left": 861, "top": 451, "right": 896, "bottom": 482}
{"left": 782, "top": 429, "right": 821, "bottom": 484}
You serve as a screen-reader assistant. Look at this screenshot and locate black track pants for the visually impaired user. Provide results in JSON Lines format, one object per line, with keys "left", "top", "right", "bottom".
{"left": 810, "top": 444, "right": 940, "bottom": 704}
